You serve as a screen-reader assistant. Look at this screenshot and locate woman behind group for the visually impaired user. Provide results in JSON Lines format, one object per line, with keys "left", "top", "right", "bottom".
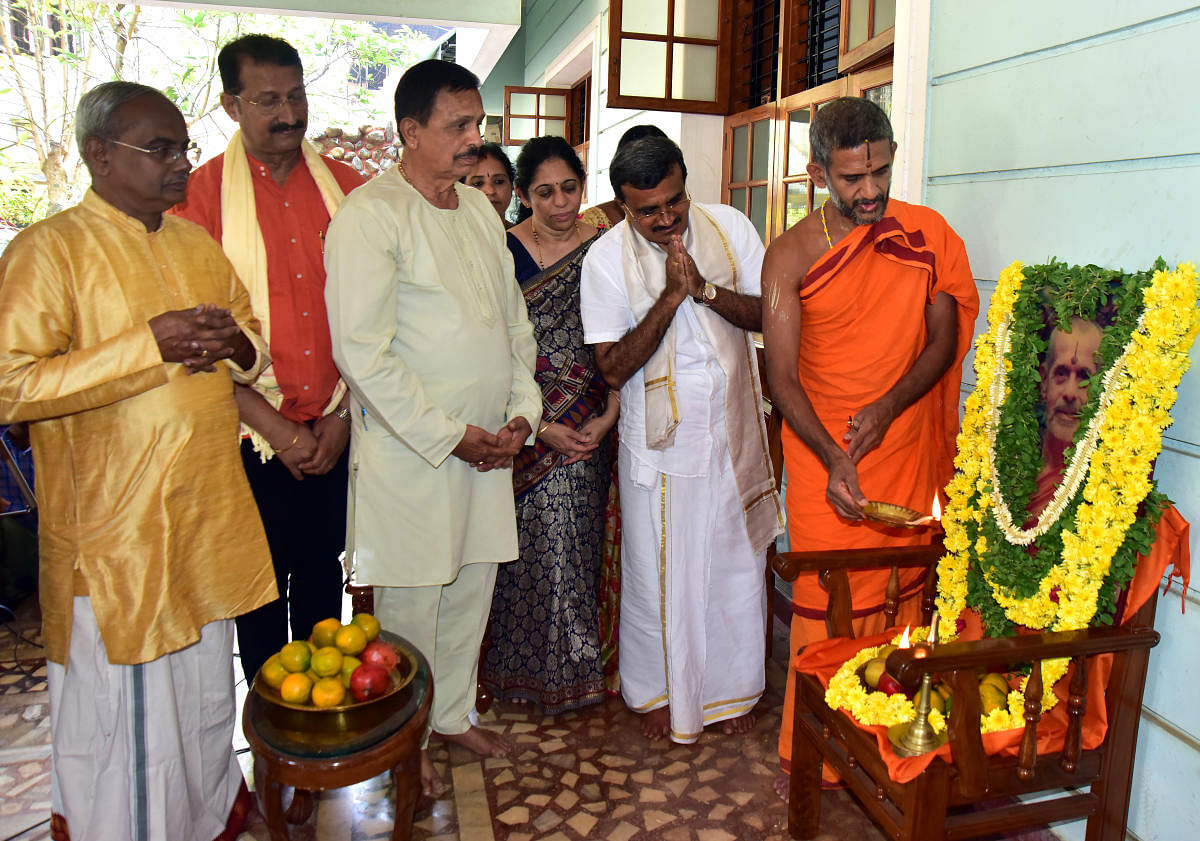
{"left": 480, "top": 136, "right": 618, "bottom": 713}
{"left": 463, "top": 142, "right": 515, "bottom": 225}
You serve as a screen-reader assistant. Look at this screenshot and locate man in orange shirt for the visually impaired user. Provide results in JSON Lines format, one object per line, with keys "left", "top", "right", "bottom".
{"left": 761, "top": 97, "right": 978, "bottom": 791}
{"left": 173, "top": 34, "right": 363, "bottom": 683}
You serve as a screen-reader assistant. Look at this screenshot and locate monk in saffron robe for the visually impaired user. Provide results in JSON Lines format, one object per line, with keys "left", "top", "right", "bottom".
{"left": 761, "top": 97, "right": 978, "bottom": 790}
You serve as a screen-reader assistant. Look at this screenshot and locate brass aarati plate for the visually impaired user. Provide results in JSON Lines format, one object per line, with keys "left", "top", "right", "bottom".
{"left": 862, "top": 500, "right": 922, "bottom": 527}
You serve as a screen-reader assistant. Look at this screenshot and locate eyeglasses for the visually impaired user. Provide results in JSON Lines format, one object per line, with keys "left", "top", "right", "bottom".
{"left": 234, "top": 90, "right": 307, "bottom": 113}
{"left": 623, "top": 192, "right": 691, "bottom": 221}
{"left": 108, "top": 139, "right": 201, "bottom": 164}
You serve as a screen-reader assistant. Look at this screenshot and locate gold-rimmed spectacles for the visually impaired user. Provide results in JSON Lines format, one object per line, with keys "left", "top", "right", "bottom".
{"left": 108, "top": 139, "right": 201, "bottom": 164}
{"left": 623, "top": 192, "right": 691, "bottom": 221}
{"left": 234, "top": 90, "right": 308, "bottom": 113}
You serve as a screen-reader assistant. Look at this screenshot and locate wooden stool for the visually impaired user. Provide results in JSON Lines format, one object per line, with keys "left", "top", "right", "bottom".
{"left": 241, "top": 636, "right": 432, "bottom": 841}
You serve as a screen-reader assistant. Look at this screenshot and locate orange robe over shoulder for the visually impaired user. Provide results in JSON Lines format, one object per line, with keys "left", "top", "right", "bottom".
{"left": 780, "top": 200, "right": 978, "bottom": 768}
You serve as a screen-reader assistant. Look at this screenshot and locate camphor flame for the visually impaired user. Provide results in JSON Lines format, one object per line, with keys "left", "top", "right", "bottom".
{"left": 931, "top": 494, "right": 942, "bottom": 521}
{"left": 898, "top": 625, "right": 912, "bottom": 649}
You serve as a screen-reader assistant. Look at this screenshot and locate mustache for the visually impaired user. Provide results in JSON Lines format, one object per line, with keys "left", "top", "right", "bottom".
{"left": 270, "top": 119, "right": 306, "bottom": 134}
{"left": 854, "top": 194, "right": 885, "bottom": 208}
{"left": 456, "top": 147, "right": 482, "bottom": 162}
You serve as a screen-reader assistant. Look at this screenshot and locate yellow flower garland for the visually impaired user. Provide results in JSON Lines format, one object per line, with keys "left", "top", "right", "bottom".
{"left": 830, "top": 261, "right": 1198, "bottom": 736}
{"left": 825, "top": 627, "right": 946, "bottom": 734}
{"left": 937, "top": 260, "right": 1197, "bottom": 731}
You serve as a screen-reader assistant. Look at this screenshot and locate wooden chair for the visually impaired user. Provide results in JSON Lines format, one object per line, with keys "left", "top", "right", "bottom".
{"left": 774, "top": 545, "right": 1160, "bottom": 841}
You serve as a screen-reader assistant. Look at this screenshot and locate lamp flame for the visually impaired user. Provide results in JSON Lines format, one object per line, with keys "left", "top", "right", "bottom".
{"left": 898, "top": 625, "right": 911, "bottom": 649}
{"left": 931, "top": 494, "right": 942, "bottom": 521}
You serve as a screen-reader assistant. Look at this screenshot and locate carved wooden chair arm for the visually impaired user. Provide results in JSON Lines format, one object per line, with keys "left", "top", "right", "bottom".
{"left": 879, "top": 624, "right": 1159, "bottom": 795}
{"left": 771, "top": 543, "right": 944, "bottom": 582}
{"left": 885, "top": 624, "right": 1160, "bottom": 688}
{"left": 773, "top": 541, "right": 944, "bottom": 638}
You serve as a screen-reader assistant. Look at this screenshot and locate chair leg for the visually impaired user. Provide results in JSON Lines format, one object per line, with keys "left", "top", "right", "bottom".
{"left": 787, "top": 703, "right": 823, "bottom": 838}
{"left": 908, "top": 761, "right": 949, "bottom": 841}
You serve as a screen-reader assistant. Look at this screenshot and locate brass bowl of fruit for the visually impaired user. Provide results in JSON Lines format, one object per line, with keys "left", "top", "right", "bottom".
{"left": 252, "top": 615, "right": 419, "bottom": 737}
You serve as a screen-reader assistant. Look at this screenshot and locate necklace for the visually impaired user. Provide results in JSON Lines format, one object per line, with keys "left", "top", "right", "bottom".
{"left": 819, "top": 199, "right": 833, "bottom": 249}
{"left": 398, "top": 155, "right": 412, "bottom": 186}
{"left": 530, "top": 217, "right": 582, "bottom": 269}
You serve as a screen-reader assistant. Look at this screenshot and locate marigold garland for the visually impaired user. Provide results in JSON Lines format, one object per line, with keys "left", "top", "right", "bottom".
{"left": 828, "top": 260, "right": 1198, "bottom": 736}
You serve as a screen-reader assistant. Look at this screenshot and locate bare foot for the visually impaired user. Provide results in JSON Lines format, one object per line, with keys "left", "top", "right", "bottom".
{"left": 721, "top": 711, "right": 757, "bottom": 735}
{"left": 641, "top": 706, "right": 670, "bottom": 741}
{"left": 420, "top": 750, "right": 446, "bottom": 798}
{"left": 774, "top": 772, "right": 790, "bottom": 802}
{"left": 440, "top": 724, "right": 511, "bottom": 757}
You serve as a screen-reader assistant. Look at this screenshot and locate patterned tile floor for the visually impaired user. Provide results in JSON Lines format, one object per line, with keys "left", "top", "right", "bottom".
{"left": 0, "top": 595, "right": 1062, "bottom": 841}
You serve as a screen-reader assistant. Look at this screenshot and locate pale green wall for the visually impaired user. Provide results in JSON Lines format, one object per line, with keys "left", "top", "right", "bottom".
{"left": 520, "top": 0, "right": 605, "bottom": 80}
{"left": 925, "top": 4, "right": 1200, "bottom": 840}
{"left": 480, "top": 30, "right": 526, "bottom": 114}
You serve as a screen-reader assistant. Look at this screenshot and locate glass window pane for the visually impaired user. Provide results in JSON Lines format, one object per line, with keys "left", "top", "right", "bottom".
{"left": 787, "top": 109, "right": 810, "bottom": 176}
{"left": 750, "top": 118, "right": 769, "bottom": 181}
{"left": 623, "top": 0, "right": 667, "bottom": 36}
{"left": 873, "top": 0, "right": 897, "bottom": 36}
{"left": 731, "top": 125, "right": 748, "bottom": 183}
{"left": 540, "top": 119, "right": 567, "bottom": 137}
{"left": 674, "top": 0, "right": 719, "bottom": 40}
{"left": 748, "top": 185, "right": 768, "bottom": 242}
{"left": 509, "top": 117, "right": 537, "bottom": 140}
{"left": 785, "top": 181, "right": 810, "bottom": 231}
{"left": 619, "top": 39, "right": 667, "bottom": 98}
{"left": 864, "top": 83, "right": 893, "bottom": 118}
{"left": 730, "top": 187, "right": 747, "bottom": 215}
{"left": 848, "top": 0, "right": 870, "bottom": 50}
{"left": 671, "top": 43, "right": 717, "bottom": 101}
{"left": 540, "top": 94, "right": 567, "bottom": 117}
{"left": 510, "top": 92, "right": 537, "bottom": 116}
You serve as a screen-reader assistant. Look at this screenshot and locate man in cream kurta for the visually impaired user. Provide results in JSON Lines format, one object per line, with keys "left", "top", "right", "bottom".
{"left": 324, "top": 60, "right": 540, "bottom": 794}
{"left": 0, "top": 83, "right": 275, "bottom": 841}
{"left": 580, "top": 137, "right": 783, "bottom": 744}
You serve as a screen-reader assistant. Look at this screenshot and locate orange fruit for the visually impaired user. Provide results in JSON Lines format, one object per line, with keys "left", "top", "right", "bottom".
{"left": 305, "top": 640, "right": 318, "bottom": 654}
{"left": 311, "top": 677, "right": 346, "bottom": 708}
{"left": 305, "top": 668, "right": 321, "bottom": 684}
{"left": 351, "top": 613, "right": 381, "bottom": 643}
{"left": 311, "top": 617, "right": 342, "bottom": 649}
{"left": 340, "top": 655, "right": 362, "bottom": 688}
{"left": 280, "top": 672, "right": 313, "bottom": 705}
{"left": 259, "top": 654, "right": 289, "bottom": 690}
{"left": 279, "top": 640, "right": 312, "bottom": 673}
{"left": 311, "top": 646, "right": 344, "bottom": 678}
{"left": 334, "top": 624, "right": 367, "bottom": 656}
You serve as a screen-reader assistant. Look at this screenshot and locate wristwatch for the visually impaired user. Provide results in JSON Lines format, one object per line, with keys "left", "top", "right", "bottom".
{"left": 695, "top": 282, "right": 718, "bottom": 305}
{"left": 335, "top": 406, "right": 352, "bottom": 425}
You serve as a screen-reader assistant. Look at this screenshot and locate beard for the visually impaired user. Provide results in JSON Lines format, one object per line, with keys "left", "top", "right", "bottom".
{"left": 829, "top": 185, "right": 890, "bottom": 225}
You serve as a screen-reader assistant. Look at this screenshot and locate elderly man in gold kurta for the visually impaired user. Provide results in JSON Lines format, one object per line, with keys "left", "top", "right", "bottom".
{"left": 0, "top": 82, "right": 276, "bottom": 841}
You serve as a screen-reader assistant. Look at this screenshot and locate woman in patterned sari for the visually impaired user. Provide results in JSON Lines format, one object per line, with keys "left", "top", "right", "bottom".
{"left": 480, "top": 136, "right": 619, "bottom": 713}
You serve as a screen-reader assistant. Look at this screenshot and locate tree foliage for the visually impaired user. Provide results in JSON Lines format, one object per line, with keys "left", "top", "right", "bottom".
{"left": 0, "top": 1, "right": 429, "bottom": 221}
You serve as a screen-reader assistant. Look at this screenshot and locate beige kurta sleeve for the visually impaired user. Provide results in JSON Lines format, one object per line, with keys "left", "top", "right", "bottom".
{"left": 324, "top": 182, "right": 467, "bottom": 467}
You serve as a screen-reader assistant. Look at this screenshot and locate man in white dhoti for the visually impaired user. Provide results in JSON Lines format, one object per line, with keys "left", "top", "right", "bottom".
{"left": 324, "top": 59, "right": 540, "bottom": 793}
{"left": 0, "top": 82, "right": 275, "bottom": 841}
{"left": 580, "top": 137, "right": 784, "bottom": 742}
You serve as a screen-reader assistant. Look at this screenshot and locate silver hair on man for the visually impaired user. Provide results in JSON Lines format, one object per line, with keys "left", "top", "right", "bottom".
{"left": 74, "top": 80, "right": 167, "bottom": 158}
